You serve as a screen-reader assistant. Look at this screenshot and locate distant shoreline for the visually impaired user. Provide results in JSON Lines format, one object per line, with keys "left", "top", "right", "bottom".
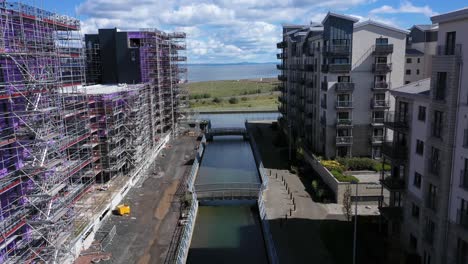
{"left": 198, "top": 110, "right": 279, "bottom": 114}
{"left": 186, "top": 77, "right": 278, "bottom": 84}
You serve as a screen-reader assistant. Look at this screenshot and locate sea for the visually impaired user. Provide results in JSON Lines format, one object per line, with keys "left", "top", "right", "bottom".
{"left": 187, "top": 63, "right": 278, "bottom": 82}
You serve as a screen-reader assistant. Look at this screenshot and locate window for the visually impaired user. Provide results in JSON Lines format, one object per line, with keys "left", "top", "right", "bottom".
{"left": 129, "top": 38, "right": 141, "bottom": 48}
{"left": 414, "top": 172, "right": 422, "bottom": 188}
{"left": 435, "top": 72, "right": 447, "bottom": 100}
{"left": 456, "top": 238, "right": 468, "bottom": 264}
{"left": 405, "top": 81, "right": 411, "bottom": 84}
{"left": 427, "top": 184, "right": 438, "bottom": 211}
{"left": 417, "top": 58, "right": 421, "bottom": 63}
{"left": 445, "top": 31, "right": 456, "bottom": 55}
{"left": 461, "top": 159, "right": 468, "bottom": 189}
{"left": 332, "top": 39, "right": 349, "bottom": 46}
{"left": 424, "top": 251, "right": 432, "bottom": 264}
{"left": 432, "top": 111, "right": 443, "bottom": 138}
{"left": 332, "top": 57, "right": 349, "bottom": 64}
{"left": 406, "top": 69, "right": 411, "bottom": 75}
{"left": 424, "top": 218, "right": 436, "bottom": 245}
{"left": 409, "top": 234, "right": 418, "bottom": 251}
{"left": 338, "top": 76, "right": 350, "bottom": 82}
{"left": 407, "top": 58, "right": 412, "bottom": 63}
{"left": 412, "top": 203, "right": 420, "bottom": 219}
{"left": 376, "top": 57, "right": 387, "bottom": 63}
{"left": 376, "top": 37, "right": 388, "bottom": 45}
{"left": 417, "top": 69, "right": 420, "bottom": 75}
{"left": 416, "top": 140, "right": 424, "bottom": 155}
{"left": 418, "top": 106, "right": 426, "bottom": 121}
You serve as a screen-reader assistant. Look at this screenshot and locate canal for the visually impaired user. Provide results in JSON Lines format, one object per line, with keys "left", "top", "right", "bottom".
{"left": 186, "top": 112, "right": 278, "bottom": 264}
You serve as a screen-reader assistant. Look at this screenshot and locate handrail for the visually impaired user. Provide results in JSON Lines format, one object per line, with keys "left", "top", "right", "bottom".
{"left": 175, "top": 192, "right": 198, "bottom": 264}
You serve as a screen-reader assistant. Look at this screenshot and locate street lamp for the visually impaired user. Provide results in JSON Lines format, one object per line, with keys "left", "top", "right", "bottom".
{"left": 352, "top": 180, "right": 359, "bottom": 264}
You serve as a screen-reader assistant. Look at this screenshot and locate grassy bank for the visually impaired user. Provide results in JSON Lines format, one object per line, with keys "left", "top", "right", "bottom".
{"left": 182, "top": 78, "right": 280, "bottom": 111}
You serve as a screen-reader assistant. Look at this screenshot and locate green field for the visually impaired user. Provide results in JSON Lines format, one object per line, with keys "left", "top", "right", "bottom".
{"left": 182, "top": 78, "right": 280, "bottom": 111}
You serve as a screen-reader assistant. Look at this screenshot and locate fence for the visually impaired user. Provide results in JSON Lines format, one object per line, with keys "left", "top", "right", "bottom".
{"left": 246, "top": 125, "right": 269, "bottom": 188}
{"left": 175, "top": 192, "right": 198, "bottom": 264}
{"left": 187, "top": 135, "right": 206, "bottom": 191}
{"left": 258, "top": 190, "right": 279, "bottom": 264}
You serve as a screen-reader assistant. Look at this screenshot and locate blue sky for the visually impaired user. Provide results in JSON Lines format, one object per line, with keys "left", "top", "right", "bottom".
{"left": 35, "top": 0, "right": 467, "bottom": 63}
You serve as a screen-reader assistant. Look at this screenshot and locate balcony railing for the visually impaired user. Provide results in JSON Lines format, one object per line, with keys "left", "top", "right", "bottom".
{"left": 277, "top": 41, "right": 287, "bottom": 49}
{"left": 278, "top": 75, "right": 287, "bottom": 81}
{"left": 335, "top": 82, "right": 355, "bottom": 92}
{"left": 277, "top": 53, "right": 286, "bottom": 59}
{"left": 428, "top": 158, "right": 441, "bottom": 176}
{"left": 371, "top": 100, "right": 390, "bottom": 109}
{"left": 384, "top": 111, "right": 409, "bottom": 132}
{"left": 276, "top": 64, "right": 284, "bottom": 70}
{"left": 431, "top": 122, "right": 443, "bottom": 140}
{"left": 336, "top": 119, "right": 352, "bottom": 126}
{"left": 425, "top": 196, "right": 437, "bottom": 212}
{"left": 305, "top": 64, "right": 315, "bottom": 71}
{"left": 372, "top": 63, "right": 392, "bottom": 73}
{"left": 336, "top": 101, "right": 353, "bottom": 108}
{"left": 336, "top": 136, "right": 353, "bottom": 145}
{"left": 371, "top": 136, "right": 384, "bottom": 144}
{"left": 323, "top": 45, "right": 351, "bottom": 55}
{"left": 372, "top": 81, "right": 390, "bottom": 90}
{"left": 457, "top": 209, "right": 468, "bottom": 230}
{"left": 321, "top": 99, "right": 327, "bottom": 109}
{"left": 381, "top": 176, "right": 405, "bottom": 190}
{"left": 460, "top": 170, "right": 468, "bottom": 190}
{"left": 436, "top": 44, "right": 462, "bottom": 56}
{"left": 371, "top": 117, "right": 385, "bottom": 125}
{"left": 382, "top": 142, "right": 408, "bottom": 160}
{"left": 327, "top": 64, "right": 352, "bottom": 73}
{"left": 373, "top": 44, "right": 394, "bottom": 55}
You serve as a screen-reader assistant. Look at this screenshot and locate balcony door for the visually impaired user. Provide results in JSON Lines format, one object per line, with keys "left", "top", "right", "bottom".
{"left": 445, "top": 31, "right": 456, "bottom": 55}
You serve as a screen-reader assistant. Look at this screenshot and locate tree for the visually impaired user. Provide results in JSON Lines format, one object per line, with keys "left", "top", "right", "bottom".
{"left": 343, "top": 184, "right": 353, "bottom": 221}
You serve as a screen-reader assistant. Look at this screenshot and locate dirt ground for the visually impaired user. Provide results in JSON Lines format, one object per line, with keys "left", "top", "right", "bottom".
{"left": 75, "top": 135, "right": 198, "bottom": 264}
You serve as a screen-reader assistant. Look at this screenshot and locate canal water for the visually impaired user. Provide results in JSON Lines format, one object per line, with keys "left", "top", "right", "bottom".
{"left": 187, "top": 112, "right": 278, "bottom": 264}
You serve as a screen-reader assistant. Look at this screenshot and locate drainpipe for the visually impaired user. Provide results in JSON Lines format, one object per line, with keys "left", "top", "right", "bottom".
{"left": 444, "top": 54, "right": 463, "bottom": 263}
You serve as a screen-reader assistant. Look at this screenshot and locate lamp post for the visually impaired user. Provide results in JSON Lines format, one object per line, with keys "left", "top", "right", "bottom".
{"left": 352, "top": 180, "right": 359, "bottom": 264}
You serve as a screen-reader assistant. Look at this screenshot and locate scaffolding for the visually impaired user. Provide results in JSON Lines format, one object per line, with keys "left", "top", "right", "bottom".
{"left": 0, "top": 1, "right": 96, "bottom": 263}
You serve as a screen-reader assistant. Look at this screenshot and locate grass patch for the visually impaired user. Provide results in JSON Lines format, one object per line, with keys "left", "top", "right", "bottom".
{"left": 189, "top": 93, "right": 279, "bottom": 111}
{"left": 182, "top": 78, "right": 279, "bottom": 98}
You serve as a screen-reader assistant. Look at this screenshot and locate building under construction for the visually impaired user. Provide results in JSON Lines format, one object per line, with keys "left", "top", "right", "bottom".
{"left": 0, "top": 1, "right": 187, "bottom": 263}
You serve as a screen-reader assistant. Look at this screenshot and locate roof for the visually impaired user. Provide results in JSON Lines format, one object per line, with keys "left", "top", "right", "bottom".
{"left": 322, "top": 12, "right": 359, "bottom": 24}
{"left": 354, "top": 20, "right": 409, "bottom": 35}
{"left": 410, "top": 24, "right": 439, "bottom": 32}
{"left": 406, "top": 48, "right": 425, "bottom": 56}
{"left": 82, "top": 84, "right": 142, "bottom": 95}
{"left": 391, "top": 78, "right": 431, "bottom": 98}
{"left": 432, "top": 7, "right": 468, "bottom": 24}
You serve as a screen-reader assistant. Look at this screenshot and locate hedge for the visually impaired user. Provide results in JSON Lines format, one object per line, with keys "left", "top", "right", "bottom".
{"left": 330, "top": 170, "right": 359, "bottom": 183}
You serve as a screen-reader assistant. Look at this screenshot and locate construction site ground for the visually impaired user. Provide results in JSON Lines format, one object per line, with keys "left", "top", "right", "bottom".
{"left": 75, "top": 135, "right": 198, "bottom": 264}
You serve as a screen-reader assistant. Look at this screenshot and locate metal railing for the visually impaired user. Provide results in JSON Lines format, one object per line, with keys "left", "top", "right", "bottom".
{"left": 336, "top": 101, "right": 353, "bottom": 108}
{"left": 335, "top": 82, "right": 355, "bottom": 92}
{"left": 372, "top": 81, "right": 390, "bottom": 90}
{"left": 372, "top": 63, "right": 392, "bottom": 73}
{"left": 175, "top": 192, "right": 198, "bottom": 264}
{"left": 373, "top": 44, "right": 394, "bottom": 54}
{"left": 187, "top": 135, "right": 206, "bottom": 191}
{"left": 258, "top": 191, "right": 279, "bottom": 264}
{"left": 336, "top": 136, "right": 353, "bottom": 145}
{"left": 436, "top": 44, "right": 462, "bottom": 56}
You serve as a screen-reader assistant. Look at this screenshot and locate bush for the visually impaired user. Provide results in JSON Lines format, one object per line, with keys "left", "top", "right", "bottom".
{"left": 373, "top": 162, "right": 391, "bottom": 172}
{"left": 241, "top": 97, "right": 248, "bottom": 101}
{"left": 202, "top": 93, "right": 211, "bottom": 98}
{"left": 330, "top": 170, "right": 359, "bottom": 183}
{"left": 321, "top": 160, "right": 346, "bottom": 172}
{"left": 212, "top": 97, "right": 222, "bottom": 103}
{"left": 228, "top": 97, "right": 239, "bottom": 104}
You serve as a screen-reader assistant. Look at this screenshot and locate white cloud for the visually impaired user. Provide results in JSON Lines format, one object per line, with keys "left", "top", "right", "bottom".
{"left": 370, "top": 1, "right": 437, "bottom": 17}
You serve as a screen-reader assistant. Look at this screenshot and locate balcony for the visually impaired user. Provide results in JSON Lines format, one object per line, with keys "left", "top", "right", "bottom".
{"left": 336, "top": 136, "right": 353, "bottom": 145}
{"left": 384, "top": 111, "right": 409, "bottom": 132}
{"left": 277, "top": 84, "right": 284, "bottom": 92}
{"left": 381, "top": 176, "right": 405, "bottom": 190}
{"left": 460, "top": 170, "right": 468, "bottom": 190}
{"left": 277, "top": 41, "right": 287, "bottom": 49}
{"left": 457, "top": 209, "right": 468, "bottom": 230}
{"left": 423, "top": 228, "right": 435, "bottom": 245}
{"left": 335, "top": 82, "right": 355, "bottom": 92}
{"left": 276, "top": 64, "right": 284, "bottom": 70}
{"left": 371, "top": 136, "right": 384, "bottom": 144}
{"left": 298, "top": 77, "right": 306, "bottom": 85}
{"left": 379, "top": 204, "right": 403, "bottom": 220}
{"left": 277, "top": 53, "right": 286, "bottom": 59}
{"left": 322, "top": 64, "right": 352, "bottom": 73}
{"left": 430, "top": 122, "right": 443, "bottom": 140}
{"left": 372, "top": 63, "right": 392, "bottom": 73}
{"left": 373, "top": 44, "right": 394, "bottom": 55}
{"left": 382, "top": 142, "right": 408, "bottom": 160}
{"left": 336, "top": 119, "right": 353, "bottom": 127}
{"left": 321, "top": 81, "right": 328, "bottom": 91}
{"left": 425, "top": 196, "right": 438, "bottom": 212}
{"left": 305, "top": 64, "right": 315, "bottom": 71}
{"left": 428, "top": 158, "right": 441, "bottom": 176}
{"left": 371, "top": 117, "right": 385, "bottom": 126}
{"left": 336, "top": 101, "right": 353, "bottom": 109}
{"left": 278, "top": 75, "right": 287, "bottom": 81}
{"left": 323, "top": 45, "right": 351, "bottom": 55}
{"left": 372, "top": 81, "right": 390, "bottom": 91}
{"left": 371, "top": 100, "right": 390, "bottom": 109}
{"left": 436, "top": 44, "right": 462, "bottom": 56}
{"left": 463, "top": 129, "right": 468, "bottom": 148}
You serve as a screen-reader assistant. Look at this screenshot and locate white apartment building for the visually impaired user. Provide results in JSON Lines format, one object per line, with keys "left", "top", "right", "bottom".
{"left": 404, "top": 25, "right": 438, "bottom": 84}
{"left": 380, "top": 7, "right": 468, "bottom": 264}
{"left": 277, "top": 13, "right": 407, "bottom": 159}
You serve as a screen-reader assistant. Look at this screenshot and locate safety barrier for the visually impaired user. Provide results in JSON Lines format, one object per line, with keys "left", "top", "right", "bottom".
{"left": 258, "top": 191, "right": 279, "bottom": 264}
{"left": 187, "top": 135, "right": 206, "bottom": 191}
{"left": 175, "top": 192, "right": 198, "bottom": 264}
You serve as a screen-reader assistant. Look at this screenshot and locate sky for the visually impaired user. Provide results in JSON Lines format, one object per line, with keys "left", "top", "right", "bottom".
{"left": 33, "top": 0, "right": 467, "bottom": 64}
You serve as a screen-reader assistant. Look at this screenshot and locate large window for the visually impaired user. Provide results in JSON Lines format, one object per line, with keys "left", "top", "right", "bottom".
{"left": 416, "top": 140, "right": 424, "bottom": 155}
{"left": 427, "top": 184, "right": 438, "bottom": 211}
{"left": 376, "top": 37, "right": 388, "bottom": 45}
{"left": 435, "top": 72, "right": 447, "bottom": 100}
{"left": 332, "top": 57, "right": 349, "bottom": 64}
{"left": 445, "top": 31, "right": 456, "bottom": 55}
{"left": 414, "top": 172, "right": 422, "bottom": 188}
{"left": 432, "top": 110, "right": 443, "bottom": 138}
{"left": 418, "top": 106, "right": 426, "bottom": 121}
{"left": 412, "top": 203, "right": 420, "bottom": 219}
